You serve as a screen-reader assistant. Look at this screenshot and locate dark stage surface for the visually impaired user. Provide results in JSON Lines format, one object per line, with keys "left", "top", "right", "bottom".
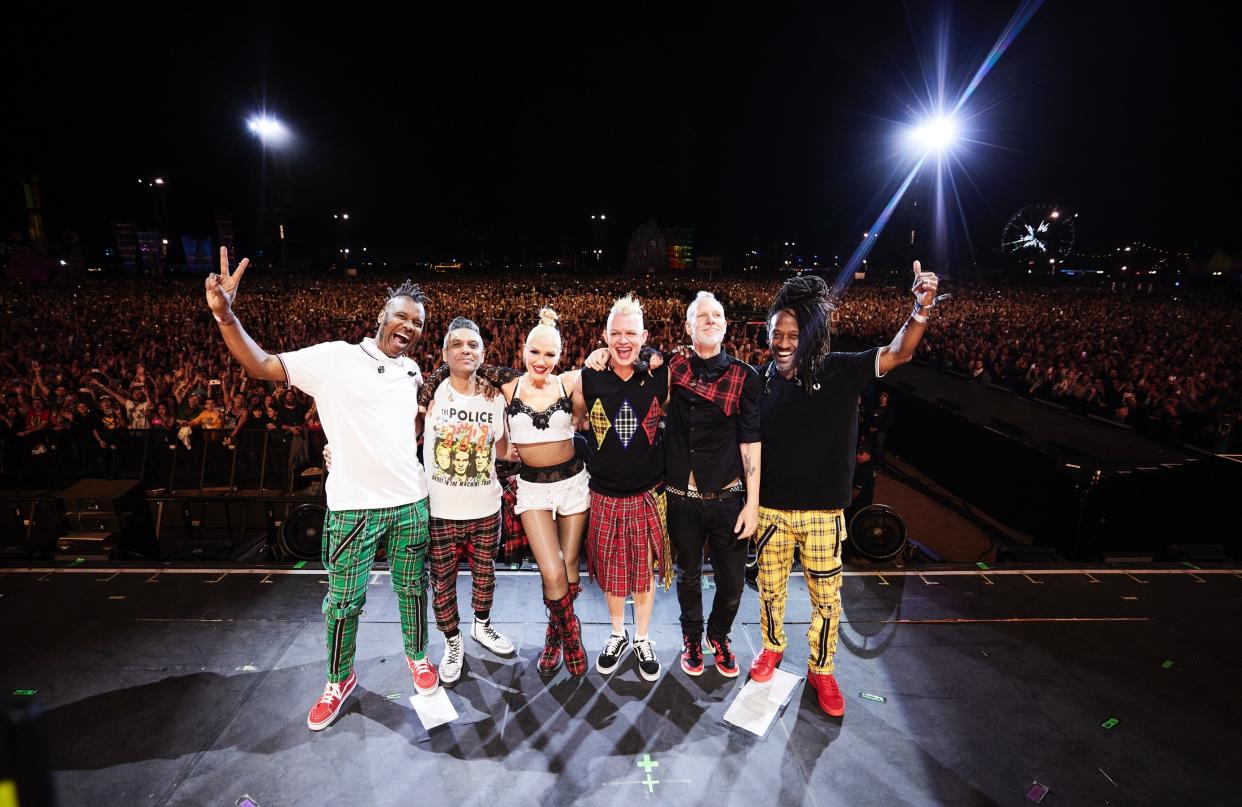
{"left": 2, "top": 564, "right": 1239, "bottom": 806}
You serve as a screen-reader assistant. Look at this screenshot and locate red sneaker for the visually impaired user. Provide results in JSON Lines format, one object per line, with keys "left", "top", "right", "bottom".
{"left": 708, "top": 636, "right": 739, "bottom": 678}
{"left": 749, "top": 649, "right": 783, "bottom": 683}
{"left": 807, "top": 670, "right": 845, "bottom": 717}
{"left": 680, "top": 633, "right": 704, "bottom": 676}
{"left": 307, "top": 671, "right": 357, "bottom": 731}
{"left": 408, "top": 657, "right": 440, "bottom": 696}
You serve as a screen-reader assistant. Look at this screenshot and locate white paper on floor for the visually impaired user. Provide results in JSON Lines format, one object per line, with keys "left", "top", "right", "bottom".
{"left": 721, "top": 668, "right": 803, "bottom": 737}
{"left": 409, "top": 688, "right": 458, "bottom": 730}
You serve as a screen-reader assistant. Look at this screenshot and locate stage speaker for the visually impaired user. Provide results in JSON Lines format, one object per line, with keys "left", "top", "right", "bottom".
{"left": 54, "top": 531, "right": 116, "bottom": 562}
{"left": 59, "top": 478, "right": 157, "bottom": 559}
{"left": 154, "top": 499, "right": 270, "bottom": 561}
{"left": 0, "top": 498, "right": 61, "bottom": 558}
{"left": 279, "top": 503, "right": 327, "bottom": 561}
{"left": 848, "top": 504, "right": 907, "bottom": 563}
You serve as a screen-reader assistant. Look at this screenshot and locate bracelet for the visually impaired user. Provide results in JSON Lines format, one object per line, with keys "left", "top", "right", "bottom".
{"left": 213, "top": 310, "right": 236, "bottom": 326}
{"left": 913, "top": 299, "right": 935, "bottom": 312}
{"left": 911, "top": 310, "right": 929, "bottom": 324}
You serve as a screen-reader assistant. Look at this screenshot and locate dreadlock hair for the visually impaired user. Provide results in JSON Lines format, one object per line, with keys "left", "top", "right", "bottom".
{"left": 767, "top": 274, "right": 835, "bottom": 396}
{"left": 385, "top": 279, "right": 428, "bottom": 306}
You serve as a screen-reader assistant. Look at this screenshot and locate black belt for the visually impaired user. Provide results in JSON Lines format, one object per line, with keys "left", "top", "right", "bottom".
{"left": 519, "top": 457, "right": 585, "bottom": 484}
{"left": 665, "top": 482, "right": 744, "bottom": 501}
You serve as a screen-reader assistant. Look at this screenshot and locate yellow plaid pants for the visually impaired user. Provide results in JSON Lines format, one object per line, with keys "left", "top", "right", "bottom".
{"left": 755, "top": 506, "right": 845, "bottom": 674}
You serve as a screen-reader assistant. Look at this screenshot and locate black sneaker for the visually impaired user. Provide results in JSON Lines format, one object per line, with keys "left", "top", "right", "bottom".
{"left": 708, "top": 635, "right": 739, "bottom": 678}
{"left": 596, "top": 630, "right": 630, "bottom": 675}
{"left": 633, "top": 638, "right": 661, "bottom": 682}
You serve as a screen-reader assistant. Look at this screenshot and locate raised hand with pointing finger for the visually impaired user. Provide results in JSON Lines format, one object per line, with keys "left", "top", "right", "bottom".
{"left": 876, "top": 258, "right": 941, "bottom": 375}
{"left": 910, "top": 259, "right": 940, "bottom": 308}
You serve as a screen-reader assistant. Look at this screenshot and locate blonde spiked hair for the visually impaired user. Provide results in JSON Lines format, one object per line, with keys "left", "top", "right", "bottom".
{"left": 606, "top": 294, "right": 644, "bottom": 330}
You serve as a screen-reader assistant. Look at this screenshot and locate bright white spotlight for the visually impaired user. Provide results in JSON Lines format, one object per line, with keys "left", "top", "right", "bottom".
{"left": 908, "top": 115, "right": 959, "bottom": 154}
{"left": 247, "top": 115, "right": 291, "bottom": 146}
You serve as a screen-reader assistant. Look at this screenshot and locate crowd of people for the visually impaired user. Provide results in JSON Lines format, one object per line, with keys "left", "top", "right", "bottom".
{"left": 838, "top": 282, "right": 1240, "bottom": 450}
{"left": 1, "top": 273, "right": 1237, "bottom": 478}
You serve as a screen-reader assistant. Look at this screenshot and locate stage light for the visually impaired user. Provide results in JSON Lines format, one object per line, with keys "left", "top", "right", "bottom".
{"left": 153, "top": 177, "right": 165, "bottom": 185}
{"left": 246, "top": 115, "right": 291, "bottom": 146}
{"left": 908, "top": 115, "right": 959, "bottom": 154}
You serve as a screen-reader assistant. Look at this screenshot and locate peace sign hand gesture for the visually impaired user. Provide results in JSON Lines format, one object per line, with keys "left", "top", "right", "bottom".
{"left": 205, "top": 246, "right": 250, "bottom": 317}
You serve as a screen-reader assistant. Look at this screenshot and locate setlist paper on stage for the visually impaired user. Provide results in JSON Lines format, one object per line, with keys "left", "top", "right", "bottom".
{"left": 722, "top": 668, "right": 802, "bottom": 737}
{"left": 409, "top": 689, "right": 458, "bottom": 730}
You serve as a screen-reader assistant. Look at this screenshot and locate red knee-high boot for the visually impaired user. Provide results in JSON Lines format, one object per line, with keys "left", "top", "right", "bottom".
{"left": 550, "top": 591, "right": 586, "bottom": 677}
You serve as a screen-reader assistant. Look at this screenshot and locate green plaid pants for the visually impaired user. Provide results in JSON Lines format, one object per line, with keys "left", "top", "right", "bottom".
{"left": 321, "top": 499, "right": 430, "bottom": 683}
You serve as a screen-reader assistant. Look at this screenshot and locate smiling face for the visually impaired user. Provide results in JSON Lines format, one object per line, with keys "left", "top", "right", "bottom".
{"left": 524, "top": 332, "right": 561, "bottom": 379}
{"left": 443, "top": 327, "right": 483, "bottom": 379}
{"left": 686, "top": 295, "right": 726, "bottom": 351}
{"left": 769, "top": 310, "right": 799, "bottom": 378}
{"left": 375, "top": 297, "right": 426, "bottom": 358}
{"left": 605, "top": 312, "right": 647, "bottom": 370}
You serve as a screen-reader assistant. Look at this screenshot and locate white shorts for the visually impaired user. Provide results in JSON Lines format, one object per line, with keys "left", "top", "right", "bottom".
{"left": 514, "top": 468, "right": 591, "bottom": 517}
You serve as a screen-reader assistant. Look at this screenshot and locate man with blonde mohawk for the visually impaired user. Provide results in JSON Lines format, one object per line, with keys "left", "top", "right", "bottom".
{"left": 577, "top": 294, "right": 671, "bottom": 681}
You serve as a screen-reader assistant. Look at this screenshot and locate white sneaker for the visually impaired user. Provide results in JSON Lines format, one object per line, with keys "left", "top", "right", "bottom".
{"left": 440, "top": 633, "right": 464, "bottom": 685}
{"left": 471, "top": 617, "right": 515, "bottom": 657}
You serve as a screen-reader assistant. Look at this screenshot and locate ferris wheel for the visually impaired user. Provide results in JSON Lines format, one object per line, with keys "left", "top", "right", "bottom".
{"left": 1001, "top": 203, "right": 1077, "bottom": 260}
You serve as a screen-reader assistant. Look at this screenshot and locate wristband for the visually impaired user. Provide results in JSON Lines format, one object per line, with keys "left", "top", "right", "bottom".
{"left": 911, "top": 310, "right": 929, "bottom": 324}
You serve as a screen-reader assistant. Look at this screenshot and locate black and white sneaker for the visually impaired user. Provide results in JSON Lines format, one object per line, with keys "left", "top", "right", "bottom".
{"left": 596, "top": 630, "right": 631, "bottom": 675}
{"left": 633, "top": 638, "right": 661, "bottom": 682}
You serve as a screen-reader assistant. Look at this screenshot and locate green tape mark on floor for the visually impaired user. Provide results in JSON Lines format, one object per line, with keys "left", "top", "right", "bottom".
{"left": 1102, "top": 718, "right": 1119, "bottom": 730}
{"left": 67, "top": 558, "right": 85, "bottom": 567}
{"left": 976, "top": 562, "right": 990, "bottom": 570}
{"left": 12, "top": 689, "right": 36, "bottom": 696}
{"left": 293, "top": 561, "right": 307, "bottom": 569}
{"left": 1181, "top": 561, "right": 1201, "bottom": 570}
{"left": 1161, "top": 660, "right": 1174, "bottom": 669}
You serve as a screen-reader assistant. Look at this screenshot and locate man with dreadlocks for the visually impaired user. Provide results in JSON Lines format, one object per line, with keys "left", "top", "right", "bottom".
{"left": 747, "top": 261, "right": 939, "bottom": 717}
{"left": 205, "top": 247, "right": 440, "bottom": 731}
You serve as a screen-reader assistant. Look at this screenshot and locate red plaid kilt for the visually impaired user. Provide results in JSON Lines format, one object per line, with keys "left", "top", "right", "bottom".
{"left": 500, "top": 475, "right": 529, "bottom": 561}
{"left": 587, "top": 489, "right": 665, "bottom": 596}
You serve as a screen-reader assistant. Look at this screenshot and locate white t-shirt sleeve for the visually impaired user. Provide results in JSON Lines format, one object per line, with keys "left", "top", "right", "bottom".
{"left": 278, "top": 342, "right": 344, "bottom": 397}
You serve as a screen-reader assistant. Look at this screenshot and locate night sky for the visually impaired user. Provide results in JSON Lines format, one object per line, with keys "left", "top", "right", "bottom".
{"left": 5, "top": 1, "right": 1239, "bottom": 264}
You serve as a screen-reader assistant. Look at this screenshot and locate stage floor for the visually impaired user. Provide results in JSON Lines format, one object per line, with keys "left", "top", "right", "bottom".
{"left": 2, "top": 563, "right": 1239, "bottom": 806}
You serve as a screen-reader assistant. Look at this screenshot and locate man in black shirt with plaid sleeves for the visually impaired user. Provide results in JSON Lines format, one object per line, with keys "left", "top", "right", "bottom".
{"left": 664, "top": 291, "right": 763, "bottom": 679}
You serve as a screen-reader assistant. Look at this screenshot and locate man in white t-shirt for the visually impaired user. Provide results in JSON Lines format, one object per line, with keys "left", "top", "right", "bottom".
{"left": 422, "top": 318, "right": 516, "bottom": 684}
{"left": 203, "top": 247, "right": 440, "bottom": 732}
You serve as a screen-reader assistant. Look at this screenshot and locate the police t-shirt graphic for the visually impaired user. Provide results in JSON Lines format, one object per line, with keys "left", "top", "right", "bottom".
{"left": 422, "top": 383, "right": 506, "bottom": 520}
{"left": 430, "top": 418, "right": 494, "bottom": 487}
